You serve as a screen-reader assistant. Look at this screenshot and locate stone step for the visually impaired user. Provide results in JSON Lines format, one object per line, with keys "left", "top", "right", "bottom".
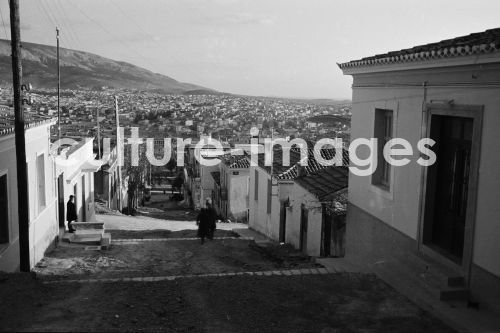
{"left": 72, "top": 235, "right": 102, "bottom": 245}
{"left": 440, "top": 287, "right": 470, "bottom": 301}
{"left": 62, "top": 233, "right": 75, "bottom": 243}
{"left": 101, "top": 233, "right": 112, "bottom": 249}
{"left": 62, "top": 231, "right": 111, "bottom": 248}
{"left": 72, "top": 222, "right": 105, "bottom": 230}
{"left": 74, "top": 229, "right": 105, "bottom": 236}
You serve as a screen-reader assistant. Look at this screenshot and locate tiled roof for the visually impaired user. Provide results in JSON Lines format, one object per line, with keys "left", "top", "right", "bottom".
{"left": 276, "top": 148, "right": 349, "bottom": 180}
{"left": 256, "top": 148, "right": 304, "bottom": 176}
{"left": 339, "top": 28, "right": 500, "bottom": 70}
{"left": 295, "top": 166, "right": 348, "bottom": 201}
{"left": 0, "top": 112, "right": 56, "bottom": 137}
{"left": 219, "top": 154, "right": 250, "bottom": 169}
{"left": 211, "top": 171, "right": 221, "bottom": 186}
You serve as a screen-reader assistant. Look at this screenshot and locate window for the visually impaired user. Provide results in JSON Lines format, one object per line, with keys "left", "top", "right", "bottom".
{"left": 36, "top": 154, "right": 46, "bottom": 211}
{"left": 254, "top": 170, "right": 259, "bottom": 200}
{"left": 0, "top": 174, "right": 8, "bottom": 243}
{"left": 372, "top": 109, "right": 393, "bottom": 189}
{"left": 267, "top": 179, "right": 272, "bottom": 214}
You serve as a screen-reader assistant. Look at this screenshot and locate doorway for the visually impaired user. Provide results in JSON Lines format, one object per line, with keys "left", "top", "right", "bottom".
{"left": 300, "top": 204, "right": 308, "bottom": 252}
{"left": 321, "top": 210, "right": 332, "bottom": 256}
{"left": 57, "top": 174, "right": 64, "bottom": 228}
{"left": 279, "top": 200, "right": 288, "bottom": 243}
{"left": 81, "top": 175, "right": 86, "bottom": 222}
{"left": 424, "top": 115, "right": 471, "bottom": 262}
{"left": 73, "top": 184, "right": 78, "bottom": 221}
{"left": 420, "top": 104, "right": 482, "bottom": 279}
{"left": 321, "top": 208, "right": 346, "bottom": 257}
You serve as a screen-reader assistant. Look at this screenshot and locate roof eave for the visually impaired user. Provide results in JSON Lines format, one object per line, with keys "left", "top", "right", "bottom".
{"left": 339, "top": 51, "right": 500, "bottom": 75}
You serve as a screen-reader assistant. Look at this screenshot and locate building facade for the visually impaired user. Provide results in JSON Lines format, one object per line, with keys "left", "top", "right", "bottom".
{"left": 217, "top": 154, "right": 250, "bottom": 222}
{"left": 339, "top": 28, "right": 500, "bottom": 312}
{"left": 286, "top": 167, "right": 348, "bottom": 257}
{"left": 0, "top": 117, "right": 59, "bottom": 272}
{"left": 54, "top": 138, "right": 101, "bottom": 226}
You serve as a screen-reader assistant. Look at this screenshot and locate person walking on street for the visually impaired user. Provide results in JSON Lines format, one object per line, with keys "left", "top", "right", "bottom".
{"left": 206, "top": 200, "right": 216, "bottom": 240}
{"left": 66, "top": 195, "right": 77, "bottom": 233}
{"left": 197, "top": 199, "right": 217, "bottom": 244}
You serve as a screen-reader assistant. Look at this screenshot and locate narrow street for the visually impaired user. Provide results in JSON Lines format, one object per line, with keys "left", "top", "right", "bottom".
{"left": 0, "top": 196, "right": 456, "bottom": 332}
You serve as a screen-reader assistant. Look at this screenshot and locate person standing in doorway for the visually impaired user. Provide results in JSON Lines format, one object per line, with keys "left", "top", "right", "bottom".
{"left": 66, "top": 195, "right": 77, "bottom": 233}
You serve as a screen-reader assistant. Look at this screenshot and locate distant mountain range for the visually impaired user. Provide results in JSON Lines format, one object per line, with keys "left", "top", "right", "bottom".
{"left": 0, "top": 39, "right": 215, "bottom": 94}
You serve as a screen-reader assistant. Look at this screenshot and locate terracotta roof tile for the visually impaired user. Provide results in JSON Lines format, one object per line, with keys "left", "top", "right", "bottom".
{"left": 219, "top": 154, "right": 250, "bottom": 169}
{"left": 276, "top": 148, "right": 349, "bottom": 180}
{"left": 339, "top": 28, "right": 500, "bottom": 69}
{"left": 0, "top": 112, "right": 56, "bottom": 137}
{"left": 295, "top": 166, "right": 348, "bottom": 201}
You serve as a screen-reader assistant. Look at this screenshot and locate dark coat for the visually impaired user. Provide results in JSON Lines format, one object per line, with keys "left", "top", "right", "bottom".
{"left": 67, "top": 201, "right": 77, "bottom": 222}
{"left": 197, "top": 207, "right": 216, "bottom": 237}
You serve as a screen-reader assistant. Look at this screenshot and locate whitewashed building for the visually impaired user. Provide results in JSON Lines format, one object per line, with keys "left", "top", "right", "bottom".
{"left": 53, "top": 137, "right": 102, "bottom": 226}
{"left": 339, "top": 28, "right": 500, "bottom": 312}
{"left": 0, "top": 115, "right": 58, "bottom": 272}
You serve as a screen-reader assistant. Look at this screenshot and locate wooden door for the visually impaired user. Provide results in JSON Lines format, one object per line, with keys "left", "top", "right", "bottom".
{"left": 321, "top": 209, "right": 332, "bottom": 256}
{"left": 300, "top": 204, "right": 308, "bottom": 252}
{"left": 279, "top": 200, "right": 288, "bottom": 243}
{"left": 425, "top": 115, "right": 472, "bottom": 262}
{"left": 81, "top": 175, "right": 86, "bottom": 222}
{"left": 57, "top": 174, "right": 65, "bottom": 228}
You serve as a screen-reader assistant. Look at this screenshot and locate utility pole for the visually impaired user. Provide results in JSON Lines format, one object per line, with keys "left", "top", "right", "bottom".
{"left": 9, "top": 0, "right": 30, "bottom": 272}
{"left": 56, "top": 27, "right": 61, "bottom": 144}
{"left": 115, "top": 96, "right": 122, "bottom": 212}
{"left": 96, "top": 99, "right": 101, "bottom": 157}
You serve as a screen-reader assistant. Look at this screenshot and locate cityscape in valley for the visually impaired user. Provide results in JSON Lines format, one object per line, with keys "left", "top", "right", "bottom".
{"left": 1, "top": 1, "right": 500, "bottom": 332}
{"left": 22, "top": 88, "right": 351, "bottom": 143}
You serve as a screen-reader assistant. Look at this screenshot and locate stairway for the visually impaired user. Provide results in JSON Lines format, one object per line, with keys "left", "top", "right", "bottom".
{"left": 62, "top": 222, "right": 111, "bottom": 249}
{"left": 367, "top": 252, "right": 470, "bottom": 306}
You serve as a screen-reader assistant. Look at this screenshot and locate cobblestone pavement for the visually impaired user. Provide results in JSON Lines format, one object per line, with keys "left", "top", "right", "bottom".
{"left": 0, "top": 226, "right": 457, "bottom": 332}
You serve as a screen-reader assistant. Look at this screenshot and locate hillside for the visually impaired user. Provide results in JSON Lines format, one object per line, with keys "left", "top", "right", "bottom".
{"left": 0, "top": 39, "right": 214, "bottom": 94}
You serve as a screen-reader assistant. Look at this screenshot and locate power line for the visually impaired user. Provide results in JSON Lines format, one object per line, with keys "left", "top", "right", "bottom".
{"left": 42, "top": 0, "right": 76, "bottom": 50}
{"left": 34, "top": 1, "right": 52, "bottom": 31}
{"left": 58, "top": 0, "right": 84, "bottom": 50}
{"left": 108, "top": 0, "right": 206, "bottom": 85}
{"left": 68, "top": 0, "right": 157, "bottom": 72}
{"left": 38, "top": 0, "right": 58, "bottom": 30}
{"left": 53, "top": 0, "right": 81, "bottom": 50}
{"left": 37, "top": 0, "right": 59, "bottom": 42}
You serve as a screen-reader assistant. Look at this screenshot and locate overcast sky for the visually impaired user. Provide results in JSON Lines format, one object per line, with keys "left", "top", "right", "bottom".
{"left": 1, "top": 0, "right": 499, "bottom": 99}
